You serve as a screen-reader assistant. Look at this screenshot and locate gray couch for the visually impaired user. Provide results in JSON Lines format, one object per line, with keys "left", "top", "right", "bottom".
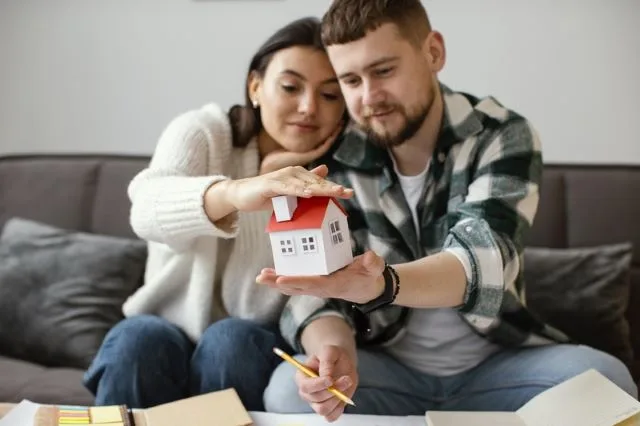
{"left": 0, "top": 154, "right": 638, "bottom": 405}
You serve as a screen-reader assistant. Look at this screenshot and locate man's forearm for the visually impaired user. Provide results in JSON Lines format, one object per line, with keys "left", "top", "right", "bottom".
{"left": 390, "top": 251, "right": 467, "bottom": 308}
{"left": 300, "top": 316, "right": 357, "bottom": 365}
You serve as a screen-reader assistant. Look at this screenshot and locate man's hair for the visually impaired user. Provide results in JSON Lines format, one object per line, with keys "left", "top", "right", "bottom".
{"left": 321, "top": 0, "right": 431, "bottom": 47}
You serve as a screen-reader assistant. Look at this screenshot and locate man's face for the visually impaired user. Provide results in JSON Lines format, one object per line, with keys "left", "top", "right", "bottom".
{"left": 327, "top": 23, "right": 440, "bottom": 148}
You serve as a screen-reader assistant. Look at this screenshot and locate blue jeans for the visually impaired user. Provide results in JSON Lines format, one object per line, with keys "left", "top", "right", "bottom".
{"left": 84, "top": 315, "right": 291, "bottom": 410}
{"left": 264, "top": 344, "right": 638, "bottom": 415}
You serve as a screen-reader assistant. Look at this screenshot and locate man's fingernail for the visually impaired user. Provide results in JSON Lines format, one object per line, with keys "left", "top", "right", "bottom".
{"left": 324, "top": 379, "right": 333, "bottom": 387}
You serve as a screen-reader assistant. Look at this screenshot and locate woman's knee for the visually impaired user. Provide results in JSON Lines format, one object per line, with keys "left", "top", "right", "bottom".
{"left": 190, "top": 318, "right": 283, "bottom": 406}
{"left": 196, "top": 318, "right": 277, "bottom": 361}
{"left": 263, "top": 355, "right": 312, "bottom": 413}
{"left": 99, "top": 315, "right": 191, "bottom": 362}
{"left": 84, "top": 315, "right": 192, "bottom": 396}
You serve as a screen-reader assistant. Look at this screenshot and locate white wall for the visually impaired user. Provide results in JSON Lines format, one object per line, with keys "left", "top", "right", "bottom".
{"left": 1, "top": 0, "right": 638, "bottom": 164}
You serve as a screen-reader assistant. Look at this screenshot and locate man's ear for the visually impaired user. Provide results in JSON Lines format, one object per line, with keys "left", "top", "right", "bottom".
{"left": 422, "top": 31, "right": 446, "bottom": 72}
{"left": 247, "top": 70, "right": 262, "bottom": 106}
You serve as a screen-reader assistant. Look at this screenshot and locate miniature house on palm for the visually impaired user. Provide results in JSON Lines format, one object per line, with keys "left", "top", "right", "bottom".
{"left": 266, "top": 195, "right": 353, "bottom": 276}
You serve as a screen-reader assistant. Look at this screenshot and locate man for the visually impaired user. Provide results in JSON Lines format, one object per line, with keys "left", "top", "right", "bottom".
{"left": 258, "top": 0, "right": 637, "bottom": 421}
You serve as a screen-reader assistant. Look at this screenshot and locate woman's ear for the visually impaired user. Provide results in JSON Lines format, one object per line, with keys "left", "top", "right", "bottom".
{"left": 247, "top": 71, "right": 262, "bottom": 108}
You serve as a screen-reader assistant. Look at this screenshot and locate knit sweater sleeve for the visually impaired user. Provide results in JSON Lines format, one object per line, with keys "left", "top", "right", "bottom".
{"left": 128, "top": 103, "right": 239, "bottom": 251}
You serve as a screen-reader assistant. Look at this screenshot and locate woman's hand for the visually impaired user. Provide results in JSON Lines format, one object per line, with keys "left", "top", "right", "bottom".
{"left": 259, "top": 125, "right": 342, "bottom": 175}
{"left": 209, "top": 165, "right": 353, "bottom": 214}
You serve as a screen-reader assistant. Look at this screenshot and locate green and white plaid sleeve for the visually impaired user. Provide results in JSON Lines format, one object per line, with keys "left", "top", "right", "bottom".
{"left": 445, "top": 116, "right": 543, "bottom": 332}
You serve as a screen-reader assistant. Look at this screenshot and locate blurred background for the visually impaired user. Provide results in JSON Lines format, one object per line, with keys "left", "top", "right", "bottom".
{"left": 0, "top": 0, "right": 638, "bottom": 164}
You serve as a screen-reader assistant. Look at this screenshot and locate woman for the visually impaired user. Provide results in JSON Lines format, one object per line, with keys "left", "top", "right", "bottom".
{"left": 83, "top": 17, "right": 351, "bottom": 411}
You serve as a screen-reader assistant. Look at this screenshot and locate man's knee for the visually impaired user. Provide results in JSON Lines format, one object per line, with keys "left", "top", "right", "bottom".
{"left": 264, "top": 355, "right": 313, "bottom": 413}
{"left": 574, "top": 346, "right": 637, "bottom": 398}
{"left": 550, "top": 345, "right": 637, "bottom": 398}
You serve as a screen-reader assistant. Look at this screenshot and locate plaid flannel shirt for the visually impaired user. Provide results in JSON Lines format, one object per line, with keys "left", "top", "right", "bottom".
{"left": 280, "top": 83, "right": 570, "bottom": 353}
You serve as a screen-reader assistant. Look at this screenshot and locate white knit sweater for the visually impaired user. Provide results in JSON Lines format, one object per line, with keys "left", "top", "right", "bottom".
{"left": 122, "top": 103, "right": 287, "bottom": 342}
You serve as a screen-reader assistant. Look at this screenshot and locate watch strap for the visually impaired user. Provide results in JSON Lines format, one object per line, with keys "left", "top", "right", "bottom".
{"left": 354, "top": 263, "right": 398, "bottom": 314}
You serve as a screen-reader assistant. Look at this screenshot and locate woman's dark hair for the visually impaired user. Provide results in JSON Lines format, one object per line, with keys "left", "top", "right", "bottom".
{"left": 228, "top": 17, "right": 325, "bottom": 147}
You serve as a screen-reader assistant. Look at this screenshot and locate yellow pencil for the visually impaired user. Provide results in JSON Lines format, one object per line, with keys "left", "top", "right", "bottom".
{"left": 273, "top": 347, "right": 355, "bottom": 407}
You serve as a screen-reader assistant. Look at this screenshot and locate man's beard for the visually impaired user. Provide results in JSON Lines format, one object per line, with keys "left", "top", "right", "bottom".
{"left": 358, "top": 94, "right": 434, "bottom": 148}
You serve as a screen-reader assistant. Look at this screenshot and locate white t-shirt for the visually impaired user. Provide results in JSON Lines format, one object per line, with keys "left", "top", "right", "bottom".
{"left": 386, "top": 154, "right": 500, "bottom": 376}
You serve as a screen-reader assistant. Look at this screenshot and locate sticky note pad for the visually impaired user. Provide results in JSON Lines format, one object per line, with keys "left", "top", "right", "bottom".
{"left": 89, "top": 406, "right": 124, "bottom": 423}
{"left": 58, "top": 407, "right": 90, "bottom": 425}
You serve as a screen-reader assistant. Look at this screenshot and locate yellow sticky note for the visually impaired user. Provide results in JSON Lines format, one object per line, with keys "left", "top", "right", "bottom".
{"left": 89, "top": 406, "right": 123, "bottom": 423}
{"left": 58, "top": 419, "right": 90, "bottom": 425}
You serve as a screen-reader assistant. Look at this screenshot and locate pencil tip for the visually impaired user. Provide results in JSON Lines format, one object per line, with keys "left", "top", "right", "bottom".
{"left": 273, "top": 347, "right": 284, "bottom": 356}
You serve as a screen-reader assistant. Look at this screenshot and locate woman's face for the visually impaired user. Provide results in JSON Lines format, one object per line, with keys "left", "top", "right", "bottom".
{"left": 250, "top": 46, "right": 346, "bottom": 153}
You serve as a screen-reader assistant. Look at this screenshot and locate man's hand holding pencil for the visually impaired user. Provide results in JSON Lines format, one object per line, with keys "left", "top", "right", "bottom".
{"left": 274, "top": 345, "right": 358, "bottom": 422}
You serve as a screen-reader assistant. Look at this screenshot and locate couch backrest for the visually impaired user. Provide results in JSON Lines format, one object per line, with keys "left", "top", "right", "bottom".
{"left": 0, "top": 155, "right": 147, "bottom": 239}
{"left": 524, "top": 165, "right": 640, "bottom": 379}
{"left": 1, "top": 155, "right": 639, "bottom": 374}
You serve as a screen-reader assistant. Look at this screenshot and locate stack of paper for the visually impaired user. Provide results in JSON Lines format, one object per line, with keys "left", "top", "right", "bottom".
{"left": 0, "top": 400, "right": 39, "bottom": 426}
{"left": 426, "top": 369, "right": 640, "bottom": 426}
{"left": 250, "top": 412, "right": 424, "bottom": 426}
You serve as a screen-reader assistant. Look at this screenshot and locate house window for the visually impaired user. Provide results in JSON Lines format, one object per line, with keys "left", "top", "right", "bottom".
{"left": 300, "top": 236, "right": 317, "bottom": 254}
{"left": 330, "top": 220, "right": 344, "bottom": 245}
{"left": 279, "top": 238, "right": 295, "bottom": 255}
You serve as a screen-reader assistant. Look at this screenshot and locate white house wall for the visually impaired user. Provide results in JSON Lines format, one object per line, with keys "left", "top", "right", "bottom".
{"left": 320, "top": 201, "right": 353, "bottom": 274}
{"left": 269, "top": 229, "right": 329, "bottom": 276}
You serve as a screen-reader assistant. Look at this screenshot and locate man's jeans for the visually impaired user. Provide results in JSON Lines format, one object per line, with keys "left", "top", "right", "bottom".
{"left": 83, "top": 315, "right": 290, "bottom": 410}
{"left": 264, "top": 344, "right": 638, "bottom": 415}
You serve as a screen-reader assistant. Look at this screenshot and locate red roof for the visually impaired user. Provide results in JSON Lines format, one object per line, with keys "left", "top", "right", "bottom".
{"left": 265, "top": 196, "right": 347, "bottom": 233}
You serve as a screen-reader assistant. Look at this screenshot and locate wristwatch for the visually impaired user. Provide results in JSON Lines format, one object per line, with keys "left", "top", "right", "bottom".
{"left": 354, "top": 263, "right": 400, "bottom": 314}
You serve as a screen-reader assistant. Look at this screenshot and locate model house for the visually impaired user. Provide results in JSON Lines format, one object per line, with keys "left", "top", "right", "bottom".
{"left": 265, "top": 195, "right": 353, "bottom": 276}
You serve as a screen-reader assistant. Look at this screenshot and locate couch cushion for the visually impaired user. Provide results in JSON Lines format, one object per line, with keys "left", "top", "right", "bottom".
{"left": 0, "top": 355, "right": 93, "bottom": 405}
{"left": 0, "top": 218, "right": 146, "bottom": 369}
{"left": 525, "top": 243, "right": 634, "bottom": 368}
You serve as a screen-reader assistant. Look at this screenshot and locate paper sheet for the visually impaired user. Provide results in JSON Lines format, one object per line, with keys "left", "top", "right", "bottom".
{"left": 249, "top": 412, "right": 425, "bottom": 426}
{"left": 516, "top": 369, "right": 640, "bottom": 426}
{"left": 141, "top": 388, "right": 253, "bottom": 426}
{"left": 0, "top": 400, "right": 40, "bottom": 426}
{"left": 425, "top": 411, "right": 525, "bottom": 426}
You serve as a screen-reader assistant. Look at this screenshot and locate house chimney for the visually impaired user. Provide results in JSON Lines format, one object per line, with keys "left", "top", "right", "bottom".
{"left": 272, "top": 195, "right": 298, "bottom": 222}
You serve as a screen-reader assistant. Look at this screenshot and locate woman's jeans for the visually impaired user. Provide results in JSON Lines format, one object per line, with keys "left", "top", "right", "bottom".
{"left": 83, "top": 315, "right": 290, "bottom": 410}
